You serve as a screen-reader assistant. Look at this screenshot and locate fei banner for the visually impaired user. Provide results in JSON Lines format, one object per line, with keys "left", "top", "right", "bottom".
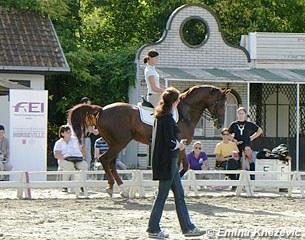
{"left": 9, "top": 90, "right": 48, "bottom": 180}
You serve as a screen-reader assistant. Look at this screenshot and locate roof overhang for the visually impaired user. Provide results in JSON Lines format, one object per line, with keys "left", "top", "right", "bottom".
{"left": 0, "top": 78, "right": 31, "bottom": 95}
{"left": 0, "top": 66, "right": 70, "bottom": 75}
{"left": 157, "top": 67, "right": 305, "bottom": 84}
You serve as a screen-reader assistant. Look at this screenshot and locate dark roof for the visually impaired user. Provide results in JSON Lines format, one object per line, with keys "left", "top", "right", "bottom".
{"left": 157, "top": 67, "right": 305, "bottom": 84}
{"left": 0, "top": 7, "right": 70, "bottom": 74}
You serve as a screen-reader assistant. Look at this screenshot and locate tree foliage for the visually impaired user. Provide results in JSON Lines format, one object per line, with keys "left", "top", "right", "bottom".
{"left": 210, "top": 0, "right": 305, "bottom": 45}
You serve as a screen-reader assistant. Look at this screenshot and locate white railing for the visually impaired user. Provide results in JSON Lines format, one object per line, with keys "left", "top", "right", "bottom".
{"left": 0, "top": 170, "right": 305, "bottom": 199}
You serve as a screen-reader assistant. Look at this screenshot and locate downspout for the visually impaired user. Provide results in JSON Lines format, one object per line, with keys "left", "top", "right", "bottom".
{"left": 246, "top": 82, "right": 250, "bottom": 114}
{"left": 296, "top": 83, "right": 300, "bottom": 171}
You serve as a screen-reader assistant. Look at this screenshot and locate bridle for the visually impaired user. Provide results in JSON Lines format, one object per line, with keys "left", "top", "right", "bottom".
{"left": 181, "top": 94, "right": 222, "bottom": 124}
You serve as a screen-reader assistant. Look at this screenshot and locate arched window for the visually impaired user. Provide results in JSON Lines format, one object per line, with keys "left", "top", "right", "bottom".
{"left": 213, "top": 92, "right": 239, "bottom": 135}
{"left": 225, "top": 93, "right": 239, "bottom": 128}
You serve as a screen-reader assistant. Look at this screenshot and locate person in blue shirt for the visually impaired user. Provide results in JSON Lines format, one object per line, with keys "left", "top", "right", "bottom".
{"left": 186, "top": 141, "right": 209, "bottom": 170}
{"left": 94, "top": 137, "right": 128, "bottom": 180}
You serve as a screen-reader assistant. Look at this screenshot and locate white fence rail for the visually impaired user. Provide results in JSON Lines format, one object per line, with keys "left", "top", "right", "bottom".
{"left": 0, "top": 170, "right": 305, "bottom": 199}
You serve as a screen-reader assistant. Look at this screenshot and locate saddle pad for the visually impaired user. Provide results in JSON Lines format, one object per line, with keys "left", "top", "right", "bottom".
{"left": 138, "top": 103, "right": 154, "bottom": 126}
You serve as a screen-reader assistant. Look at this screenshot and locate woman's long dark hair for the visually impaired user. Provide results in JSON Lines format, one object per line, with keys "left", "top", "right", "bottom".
{"left": 243, "top": 144, "right": 253, "bottom": 158}
{"left": 154, "top": 87, "right": 180, "bottom": 118}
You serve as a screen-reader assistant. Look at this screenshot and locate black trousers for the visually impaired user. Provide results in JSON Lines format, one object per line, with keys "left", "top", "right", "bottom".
{"left": 221, "top": 159, "right": 241, "bottom": 180}
{"left": 249, "top": 162, "right": 255, "bottom": 180}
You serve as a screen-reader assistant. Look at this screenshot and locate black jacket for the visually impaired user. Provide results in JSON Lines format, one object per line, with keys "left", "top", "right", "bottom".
{"left": 151, "top": 113, "right": 180, "bottom": 180}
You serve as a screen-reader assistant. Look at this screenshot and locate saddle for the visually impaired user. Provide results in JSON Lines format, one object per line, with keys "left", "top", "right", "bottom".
{"left": 141, "top": 97, "right": 154, "bottom": 108}
{"left": 65, "top": 156, "right": 84, "bottom": 162}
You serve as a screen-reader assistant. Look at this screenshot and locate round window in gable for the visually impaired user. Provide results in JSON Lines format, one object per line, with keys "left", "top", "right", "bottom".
{"left": 180, "top": 17, "right": 209, "bottom": 48}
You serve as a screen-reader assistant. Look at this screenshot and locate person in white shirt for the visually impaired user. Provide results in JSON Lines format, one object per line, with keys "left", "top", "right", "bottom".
{"left": 53, "top": 125, "right": 88, "bottom": 190}
{"left": 143, "top": 49, "right": 166, "bottom": 107}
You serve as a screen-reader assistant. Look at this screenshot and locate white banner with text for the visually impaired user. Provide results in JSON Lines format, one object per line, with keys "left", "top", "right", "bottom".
{"left": 9, "top": 90, "right": 48, "bottom": 180}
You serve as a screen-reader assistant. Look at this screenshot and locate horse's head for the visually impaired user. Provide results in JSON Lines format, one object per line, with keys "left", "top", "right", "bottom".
{"left": 207, "top": 88, "right": 230, "bottom": 129}
{"left": 179, "top": 85, "right": 229, "bottom": 129}
{"left": 67, "top": 104, "right": 102, "bottom": 144}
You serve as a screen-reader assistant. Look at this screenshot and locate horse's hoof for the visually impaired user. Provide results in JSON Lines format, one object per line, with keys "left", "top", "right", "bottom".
{"left": 120, "top": 190, "right": 129, "bottom": 198}
{"left": 106, "top": 187, "right": 113, "bottom": 197}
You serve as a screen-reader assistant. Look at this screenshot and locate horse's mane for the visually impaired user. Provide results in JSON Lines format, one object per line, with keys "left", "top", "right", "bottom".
{"left": 180, "top": 84, "right": 222, "bottom": 99}
{"left": 67, "top": 104, "right": 103, "bottom": 143}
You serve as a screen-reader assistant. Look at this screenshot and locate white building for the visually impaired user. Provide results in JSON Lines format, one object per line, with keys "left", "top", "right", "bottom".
{"left": 126, "top": 4, "right": 305, "bottom": 171}
{"left": 0, "top": 7, "right": 70, "bottom": 135}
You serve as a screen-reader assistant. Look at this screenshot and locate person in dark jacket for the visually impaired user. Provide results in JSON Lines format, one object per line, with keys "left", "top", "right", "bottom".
{"left": 147, "top": 87, "right": 204, "bottom": 239}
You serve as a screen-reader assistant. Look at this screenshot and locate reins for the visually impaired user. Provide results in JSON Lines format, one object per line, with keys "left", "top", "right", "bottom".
{"left": 181, "top": 99, "right": 219, "bottom": 123}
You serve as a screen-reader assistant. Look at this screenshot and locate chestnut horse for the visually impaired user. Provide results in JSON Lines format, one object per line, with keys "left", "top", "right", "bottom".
{"left": 68, "top": 85, "right": 229, "bottom": 197}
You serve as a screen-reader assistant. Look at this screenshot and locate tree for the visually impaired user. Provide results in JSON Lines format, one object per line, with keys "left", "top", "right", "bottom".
{"left": 210, "top": 0, "right": 305, "bottom": 45}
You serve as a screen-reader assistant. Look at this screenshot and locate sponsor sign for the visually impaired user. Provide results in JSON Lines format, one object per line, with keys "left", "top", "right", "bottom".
{"left": 9, "top": 90, "right": 48, "bottom": 180}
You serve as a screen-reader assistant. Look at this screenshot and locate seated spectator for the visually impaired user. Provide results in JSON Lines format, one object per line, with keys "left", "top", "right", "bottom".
{"left": 242, "top": 145, "right": 257, "bottom": 180}
{"left": 186, "top": 141, "right": 209, "bottom": 180}
{"left": 53, "top": 125, "right": 88, "bottom": 192}
{"left": 187, "top": 141, "right": 209, "bottom": 170}
{"left": 214, "top": 128, "right": 239, "bottom": 167}
{"left": 0, "top": 125, "right": 13, "bottom": 180}
{"left": 214, "top": 128, "right": 240, "bottom": 186}
{"left": 94, "top": 137, "right": 128, "bottom": 180}
{"left": 220, "top": 150, "right": 241, "bottom": 169}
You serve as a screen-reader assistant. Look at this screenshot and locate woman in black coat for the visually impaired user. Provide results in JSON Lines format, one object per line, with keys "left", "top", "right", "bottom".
{"left": 147, "top": 87, "right": 204, "bottom": 239}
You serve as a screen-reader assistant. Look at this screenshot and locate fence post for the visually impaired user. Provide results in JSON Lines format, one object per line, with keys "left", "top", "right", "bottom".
{"left": 137, "top": 170, "right": 146, "bottom": 198}
{"left": 235, "top": 171, "right": 243, "bottom": 196}
{"left": 129, "top": 170, "right": 138, "bottom": 198}
{"left": 16, "top": 172, "right": 24, "bottom": 199}
{"left": 184, "top": 171, "right": 191, "bottom": 196}
{"left": 297, "top": 172, "right": 305, "bottom": 198}
{"left": 81, "top": 171, "right": 88, "bottom": 198}
{"left": 243, "top": 171, "right": 254, "bottom": 196}
{"left": 74, "top": 171, "right": 81, "bottom": 198}
{"left": 192, "top": 171, "right": 199, "bottom": 197}
{"left": 24, "top": 171, "right": 32, "bottom": 199}
{"left": 288, "top": 172, "right": 296, "bottom": 197}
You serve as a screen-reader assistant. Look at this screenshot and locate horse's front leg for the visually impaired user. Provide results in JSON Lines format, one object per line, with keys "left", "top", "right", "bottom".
{"left": 178, "top": 150, "right": 188, "bottom": 177}
{"left": 110, "top": 164, "right": 128, "bottom": 198}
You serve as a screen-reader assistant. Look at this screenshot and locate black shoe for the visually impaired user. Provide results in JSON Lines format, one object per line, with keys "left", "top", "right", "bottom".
{"left": 62, "top": 188, "right": 68, "bottom": 192}
{"left": 80, "top": 187, "right": 84, "bottom": 193}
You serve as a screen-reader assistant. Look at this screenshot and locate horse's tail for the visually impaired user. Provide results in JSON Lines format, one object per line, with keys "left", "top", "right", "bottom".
{"left": 67, "top": 104, "right": 102, "bottom": 144}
